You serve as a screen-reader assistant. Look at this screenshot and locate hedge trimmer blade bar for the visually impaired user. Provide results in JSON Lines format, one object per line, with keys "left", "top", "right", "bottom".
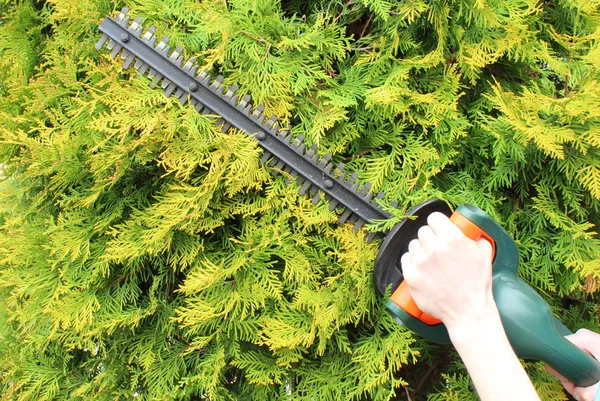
{"left": 96, "top": 7, "right": 395, "bottom": 239}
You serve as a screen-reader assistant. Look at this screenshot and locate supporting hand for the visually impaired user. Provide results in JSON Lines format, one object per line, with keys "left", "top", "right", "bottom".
{"left": 546, "top": 329, "right": 600, "bottom": 401}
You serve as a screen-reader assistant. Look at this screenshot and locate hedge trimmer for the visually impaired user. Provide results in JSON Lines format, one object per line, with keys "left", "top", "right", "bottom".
{"left": 96, "top": 8, "right": 600, "bottom": 387}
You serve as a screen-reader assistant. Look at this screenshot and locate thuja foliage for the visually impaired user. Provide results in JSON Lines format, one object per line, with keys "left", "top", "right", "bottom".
{"left": 1, "top": 0, "right": 599, "bottom": 399}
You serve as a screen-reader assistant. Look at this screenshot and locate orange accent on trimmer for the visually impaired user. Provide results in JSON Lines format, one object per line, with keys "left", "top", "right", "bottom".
{"left": 390, "top": 281, "right": 442, "bottom": 325}
{"left": 389, "top": 211, "right": 497, "bottom": 326}
{"left": 449, "top": 212, "right": 496, "bottom": 258}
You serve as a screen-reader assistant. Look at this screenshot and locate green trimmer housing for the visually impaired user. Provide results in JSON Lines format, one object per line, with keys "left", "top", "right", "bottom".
{"left": 374, "top": 199, "right": 600, "bottom": 388}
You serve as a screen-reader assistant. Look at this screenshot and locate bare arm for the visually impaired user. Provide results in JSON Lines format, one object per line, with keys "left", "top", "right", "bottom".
{"left": 401, "top": 212, "right": 540, "bottom": 401}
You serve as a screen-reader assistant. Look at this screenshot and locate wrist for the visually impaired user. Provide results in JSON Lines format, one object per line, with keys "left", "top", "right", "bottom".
{"left": 445, "top": 300, "right": 504, "bottom": 348}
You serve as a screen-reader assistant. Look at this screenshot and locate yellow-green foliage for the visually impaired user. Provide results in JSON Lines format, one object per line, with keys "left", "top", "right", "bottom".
{"left": 0, "top": 0, "right": 599, "bottom": 400}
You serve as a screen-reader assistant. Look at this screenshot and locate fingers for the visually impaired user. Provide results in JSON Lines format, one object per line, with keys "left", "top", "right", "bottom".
{"left": 400, "top": 252, "right": 415, "bottom": 283}
{"left": 545, "top": 365, "right": 566, "bottom": 381}
{"left": 427, "top": 212, "right": 463, "bottom": 237}
{"left": 417, "top": 225, "right": 436, "bottom": 251}
{"left": 401, "top": 239, "right": 425, "bottom": 284}
{"left": 572, "top": 382, "right": 600, "bottom": 401}
{"left": 566, "top": 329, "right": 600, "bottom": 360}
{"left": 407, "top": 239, "right": 426, "bottom": 268}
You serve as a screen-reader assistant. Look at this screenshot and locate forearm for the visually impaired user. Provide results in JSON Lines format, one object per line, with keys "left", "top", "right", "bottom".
{"left": 447, "top": 303, "right": 541, "bottom": 401}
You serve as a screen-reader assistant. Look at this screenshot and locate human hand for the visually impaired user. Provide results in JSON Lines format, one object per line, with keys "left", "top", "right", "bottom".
{"left": 400, "top": 212, "right": 496, "bottom": 332}
{"left": 546, "top": 329, "right": 600, "bottom": 401}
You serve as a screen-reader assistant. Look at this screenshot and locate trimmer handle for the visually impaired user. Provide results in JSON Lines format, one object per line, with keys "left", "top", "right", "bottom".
{"left": 388, "top": 209, "right": 497, "bottom": 326}
{"left": 383, "top": 202, "right": 600, "bottom": 387}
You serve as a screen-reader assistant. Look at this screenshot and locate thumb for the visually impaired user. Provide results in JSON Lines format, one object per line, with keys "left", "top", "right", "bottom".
{"left": 572, "top": 382, "right": 599, "bottom": 401}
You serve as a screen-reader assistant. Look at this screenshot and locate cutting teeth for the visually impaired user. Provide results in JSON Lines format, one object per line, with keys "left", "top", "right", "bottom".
{"left": 107, "top": 37, "right": 123, "bottom": 59}
{"left": 278, "top": 125, "right": 291, "bottom": 139}
{"left": 265, "top": 115, "right": 278, "bottom": 132}
{"left": 122, "top": 53, "right": 136, "bottom": 69}
{"left": 304, "top": 144, "right": 318, "bottom": 162}
{"left": 174, "top": 87, "right": 185, "bottom": 99}
{"left": 285, "top": 168, "right": 299, "bottom": 185}
{"left": 311, "top": 192, "right": 322, "bottom": 205}
{"left": 142, "top": 26, "right": 158, "bottom": 46}
{"left": 260, "top": 151, "right": 273, "bottom": 165}
{"left": 95, "top": 33, "right": 110, "bottom": 50}
{"left": 328, "top": 199, "right": 339, "bottom": 211}
{"left": 156, "top": 36, "right": 171, "bottom": 56}
{"left": 338, "top": 208, "right": 353, "bottom": 224}
{"left": 217, "top": 118, "right": 232, "bottom": 133}
{"left": 183, "top": 58, "right": 198, "bottom": 75}
{"left": 224, "top": 85, "right": 238, "bottom": 100}
{"left": 211, "top": 74, "right": 224, "bottom": 87}
{"left": 169, "top": 46, "right": 184, "bottom": 66}
{"left": 128, "top": 16, "right": 143, "bottom": 34}
{"left": 237, "top": 94, "right": 251, "bottom": 110}
{"left": 97, "top": 10, "right": 394, "bottom": 240}
{"left": 359, "top": 182, "right": 373, "bottom": 200}
{"left": 117, "top": 7, "right": 129, "bottom": 21}
{"left": 197, "top": 69, "right": 211, "bottom": 85}
{"left": 348, "top": 173, "right": 360, "bottom": 192}
{"left": 193, "top": 101, "right": 205, "bottom": 113}
{"left": 352, "top": 218, "right": 366, "bottom": 233}
{"left": 318, "top": 154, "right": 332, "bottom": 172}
{"left": 110, "top": 44, "right": 123, "bottom": 59}
{"left": 96, "top": 7, "right": 129, "bottom": 50}
{"left": 292, "top": 135, "right": 306, "bottom": 154}
{"left": 251, "top": 104, "right": 264, "bottom": 119}
{"left": 147, "top": 68, "right": 164, "bottom": 85}
{"left": 334, "top": 163, "right": 346, "bottom": 182}
{"left": 134, "top": 58, "right": 150, "bottom": 75}
{"left": 253, "top": 112, "right": 266, "bottom": 126}
{"left": 298, "top": 180, "right": 312, "bottom": 196}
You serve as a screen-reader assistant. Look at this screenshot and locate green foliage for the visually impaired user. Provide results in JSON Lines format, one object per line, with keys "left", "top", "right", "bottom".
{"left": 1, "top": 0, "right": 599, "bottom": 400}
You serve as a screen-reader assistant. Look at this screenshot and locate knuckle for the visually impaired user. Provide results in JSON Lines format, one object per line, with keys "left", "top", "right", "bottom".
{"left": 408, "top": 238, "right": 419, "bottom": 251}
{"left": 447, "top": 230, "right": 464, "bottom": 244}
{"left": 431, "top": 241, "right": 451, "bottom": 256}
{"left": 412, "top": 252, "right": 428, "bottom": 266}
{"left": 575, "top": 328, "right": 596, "bottom": 342}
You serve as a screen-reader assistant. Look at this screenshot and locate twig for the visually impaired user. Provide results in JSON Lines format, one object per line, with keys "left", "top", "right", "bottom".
{"left": 350, "top": 149, "right": 374, "bottom": 159}
{"left": 108, "top": 273, "right": 131, "bottom": 287}
{"left": 238, "top": 29, "right": 272, "bottom": 63}
{"left": 412, "top": 358, "right": 443, "bottom": 396}
{"left": 335, "top": 0, "right": 355, "bottom": 22}
{"left": 263, "top": 42, "right": 272, "bottom": 63}
{"left": 403, "top": 385, "right": 413, "bottom": 401}
{"left": 360, "top": 12, "right": 374, "bottom": 38}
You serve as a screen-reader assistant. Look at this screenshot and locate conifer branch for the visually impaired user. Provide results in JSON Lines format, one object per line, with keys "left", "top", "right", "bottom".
{"left": 237, "top": 29, "right": 272, "bottom": 63}
{"left": 0, "top": 2, "right": 599, "bottom": 401}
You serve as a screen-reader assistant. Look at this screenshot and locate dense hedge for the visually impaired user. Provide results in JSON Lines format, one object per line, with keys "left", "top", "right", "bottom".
{"left": 1, "top": 0, "right": 599, "bottom": 400}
